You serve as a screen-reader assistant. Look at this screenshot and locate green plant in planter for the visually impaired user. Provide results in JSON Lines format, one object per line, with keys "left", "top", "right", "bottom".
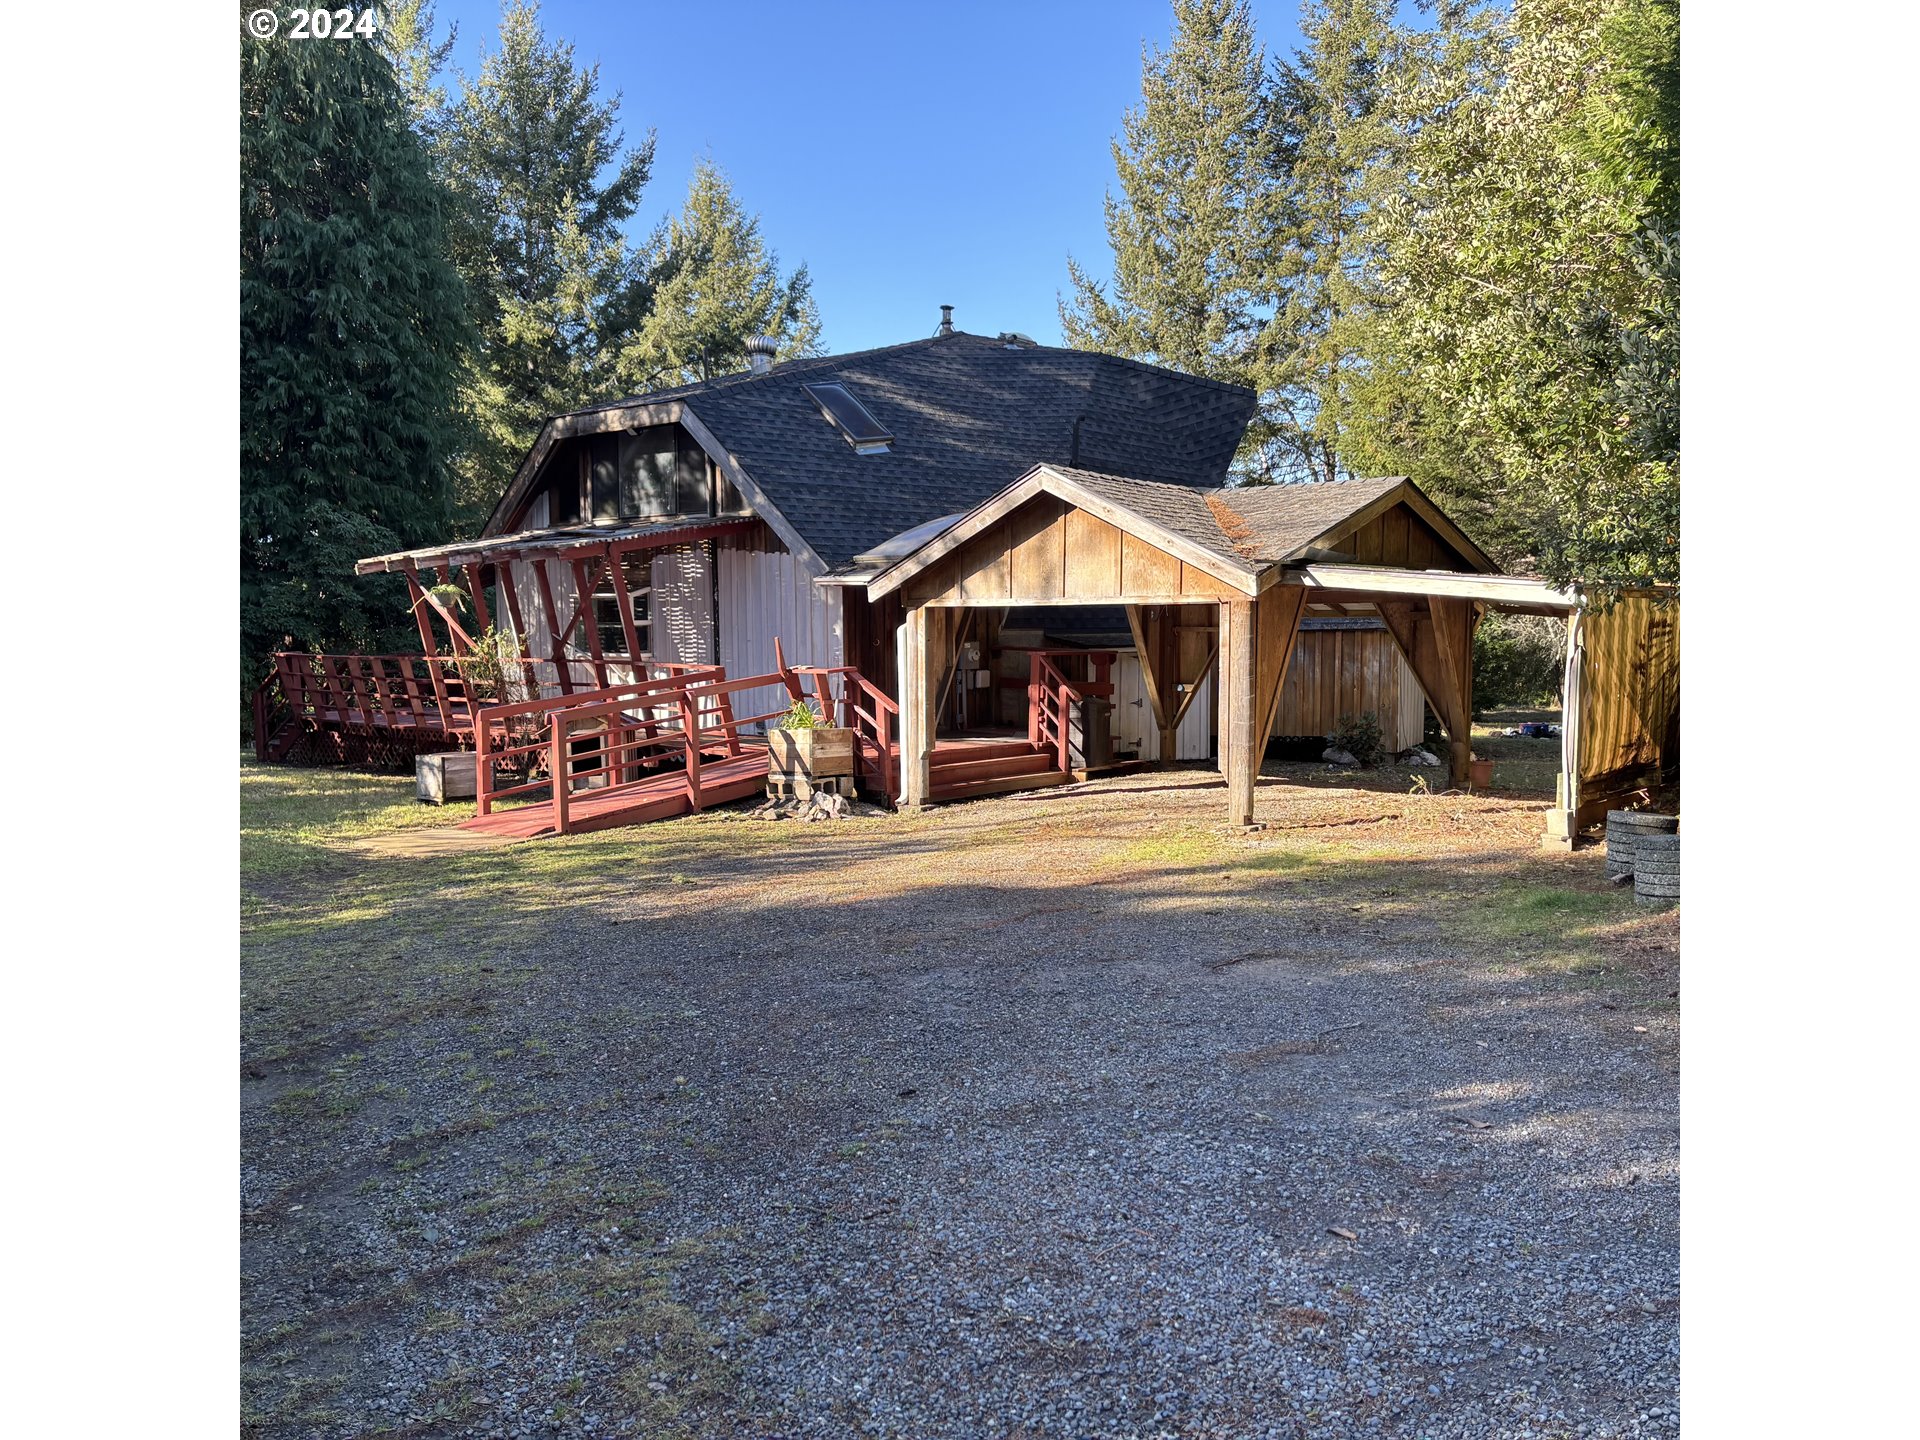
{"left": 776, "top": 699, "right": 821, "bottom": 730}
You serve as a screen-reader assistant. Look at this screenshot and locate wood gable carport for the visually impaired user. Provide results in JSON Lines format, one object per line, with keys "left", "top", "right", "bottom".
{"left": 864, "top": 464, "right": 1584, "bottom": 828}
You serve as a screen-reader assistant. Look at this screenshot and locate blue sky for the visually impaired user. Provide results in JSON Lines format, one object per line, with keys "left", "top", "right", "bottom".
{"left": 426, "top": 0, "right": 1312, "bottom": 354}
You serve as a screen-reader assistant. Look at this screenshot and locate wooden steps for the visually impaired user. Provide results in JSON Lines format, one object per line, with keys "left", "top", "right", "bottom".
{"left": 933, "top": 767, "right": 1071, "bottom": 802}
{"left": 854, "top": 733, "right": 1075, "bottom": 805}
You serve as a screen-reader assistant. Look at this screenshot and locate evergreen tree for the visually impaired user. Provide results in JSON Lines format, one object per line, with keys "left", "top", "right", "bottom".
{"left": 240, "top": 19, "right": 472, "bottom": 705}
{"left": 379, "top": 0, "right": 458, "bottom": 134}
{"left": 1257, "top": 0, "right": 1400, "bottom": 484}
{"left": 441, "top": 0, "right": 656, "bottom": 524}
{"left": 1339, "top": 0, "right": 1679, "bottom": 589}
{"left": 624, "top": 160, "right": 823, "bottom": 386}
{"left": 1059, "top": 0, "right": 1275, "bottom": 467}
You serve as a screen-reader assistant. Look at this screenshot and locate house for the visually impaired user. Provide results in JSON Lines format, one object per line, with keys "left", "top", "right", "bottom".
{"left": 323, "top": 316, "right": 1649, "bottom": 836}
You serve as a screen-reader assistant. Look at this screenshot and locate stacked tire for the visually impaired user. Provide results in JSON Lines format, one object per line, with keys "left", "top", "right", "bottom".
{"left": 1633, "top": 833, "right": 1680, "bottom": 908}
{"left": 1606, "top": 809, "right": 1679, "bottom": 881}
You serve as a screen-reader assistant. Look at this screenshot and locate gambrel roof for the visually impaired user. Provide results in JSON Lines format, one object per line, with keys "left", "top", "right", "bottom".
{"left": 481, "top": 332, "right": 1258, "bottom": 570}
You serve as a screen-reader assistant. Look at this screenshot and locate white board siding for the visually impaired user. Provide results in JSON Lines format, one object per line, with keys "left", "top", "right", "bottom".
{"left": 650, "top": 545, "right": 715, "bottom": 666}
{"left": 1113, "top": 652, "right": 1215, "bottom": 762}
{"left": 505, "top": 557, "right": 598, "bottom": 693}
{"left": 718, "top": 543, "right": 844, "bottom": 729}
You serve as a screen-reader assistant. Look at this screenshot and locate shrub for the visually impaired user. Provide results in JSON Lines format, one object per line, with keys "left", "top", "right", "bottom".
{"left": 1328, "top": 711, "right": 1387, "bottom": 766}
{"left": 1474, "top": 613, "right": 1567, "bottom": 710}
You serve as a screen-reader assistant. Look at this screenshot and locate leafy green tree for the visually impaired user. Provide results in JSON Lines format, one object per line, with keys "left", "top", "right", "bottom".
{"left": 240, "top": 19, "right": 472, "bottom": 707}
{"left": 1339, "top": 0, "right": 1679, "bottom": 589}
{"left": 1256, "top": 0, "right": 1400, "bottom": 484}
{"left": 624, "top": 160, "right": 824, "bottom": 386}
{"left": 1059, "top": 0, "right": 1276, "bottom": 466}
{"left": 440, "top": 0, "right": 656, "bottom": 523}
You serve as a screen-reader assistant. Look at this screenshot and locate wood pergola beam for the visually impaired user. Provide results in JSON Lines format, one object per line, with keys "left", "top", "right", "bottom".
{"left": 1378, "top": 597, "right": 1479, "bottom": 787}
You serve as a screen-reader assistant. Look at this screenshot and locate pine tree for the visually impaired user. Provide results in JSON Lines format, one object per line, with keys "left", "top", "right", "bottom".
{"left": 240, "top": 21, "right": 472, "bottom": 706}
{"left": 1256, "top": 0, "right": 1400, "bottom": 484}
{"left": 441, "top": 0, "right": 656, "bottom": 524}
{"left": 1059, "top": 0, "right": 1274, "bottom": 466}
{"left": 624, "top": 160, "right": 823, "bottom": 387}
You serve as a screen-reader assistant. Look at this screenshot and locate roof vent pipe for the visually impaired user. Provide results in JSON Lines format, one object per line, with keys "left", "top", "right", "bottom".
{"left": 935, "top": 304, "right": 954, "bottom": 337}
{"left": 745, "top": 335, "right": 779, "bottom": 374}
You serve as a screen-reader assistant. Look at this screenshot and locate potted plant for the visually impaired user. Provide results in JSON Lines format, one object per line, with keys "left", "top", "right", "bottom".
{"left": 767, "top": 699, "right": 857, "bottom": 799}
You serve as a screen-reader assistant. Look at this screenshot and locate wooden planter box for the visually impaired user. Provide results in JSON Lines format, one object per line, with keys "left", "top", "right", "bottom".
{"left": 768, "top": 726, "right": 856, "bottom": 799}
{"left": 416, "top": 750, "right": 477, "bottom": 804}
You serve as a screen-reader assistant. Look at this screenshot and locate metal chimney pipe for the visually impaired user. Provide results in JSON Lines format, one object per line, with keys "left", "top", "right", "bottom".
{"left": 935, "top": 304, "right": 954, "bottom": 337}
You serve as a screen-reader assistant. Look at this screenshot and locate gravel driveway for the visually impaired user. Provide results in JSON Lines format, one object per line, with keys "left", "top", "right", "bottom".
{"left": 242, "top": 764, "right": 1679, "bottom": 1439}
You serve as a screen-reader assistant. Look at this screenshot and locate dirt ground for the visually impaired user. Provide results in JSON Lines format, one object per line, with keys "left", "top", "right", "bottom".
{"left": 241, "top": 750, "right": 1678, "bottom": 1439}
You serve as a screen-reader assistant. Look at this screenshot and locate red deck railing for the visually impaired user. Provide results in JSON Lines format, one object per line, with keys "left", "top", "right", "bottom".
{"left": 785, "top": 664, "right": 901, "bottom": 801}
{"left": 253, "top": 652, "right": 473, "bottom": 763}
{"left": 473, "top": 666, "right": 809, "bottom": 835}
{"left": 470, "top": 666, "right": 723, "bottom": 817}
{"left": 1027, "top": 650, "right": 1116, "bottom": 774}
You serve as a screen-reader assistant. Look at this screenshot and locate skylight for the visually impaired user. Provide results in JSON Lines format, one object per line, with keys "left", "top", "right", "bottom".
{"left": 803, "top": 381, "right": 893, "bottom": 454}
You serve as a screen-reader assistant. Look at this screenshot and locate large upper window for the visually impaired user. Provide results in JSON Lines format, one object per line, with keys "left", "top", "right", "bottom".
{"left": 536, "top": 425, "right": 735, "bottom": 528}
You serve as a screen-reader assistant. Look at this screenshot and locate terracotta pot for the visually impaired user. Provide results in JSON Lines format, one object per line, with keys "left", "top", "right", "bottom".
{"left": 1468, "top": 758, "right": 1494, "bottom": 790}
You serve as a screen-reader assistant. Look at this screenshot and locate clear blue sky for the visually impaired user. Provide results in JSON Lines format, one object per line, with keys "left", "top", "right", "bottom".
{"left": 427, "top": 0, "right": 1312, "bottom": 355}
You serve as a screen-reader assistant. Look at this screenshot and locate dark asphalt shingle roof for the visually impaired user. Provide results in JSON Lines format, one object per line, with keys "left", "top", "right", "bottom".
{"left": 1206, "top": 476, "right": 1405, "bottom": 563}
{"left": 565, "top": 332, "right": 1258, "bottom": 568}
{"left": 1029, "top": 467, "right": 1416, "bottom": 575}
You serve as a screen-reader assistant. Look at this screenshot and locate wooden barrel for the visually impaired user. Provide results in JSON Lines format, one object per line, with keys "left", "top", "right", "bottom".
{"left": 1633, "top": 833, "right": 1680, "bottom": 906}
{"left": 1606, "top": 810, "right": 1678, "bottom": 877}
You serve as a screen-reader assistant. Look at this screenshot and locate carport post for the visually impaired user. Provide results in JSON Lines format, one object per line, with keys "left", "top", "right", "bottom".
{"left": 901, "top": 605, "right": 935, "bottom": 808}
{"left": 1221, "top": 598, "right": 1257, "bottom": 825}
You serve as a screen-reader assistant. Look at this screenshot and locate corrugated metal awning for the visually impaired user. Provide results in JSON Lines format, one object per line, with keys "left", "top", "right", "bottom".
{"left": 355, "top": 516, "right": 757, "bottom": 576}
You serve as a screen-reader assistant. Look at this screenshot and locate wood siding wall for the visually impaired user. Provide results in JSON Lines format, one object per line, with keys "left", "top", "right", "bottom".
{"left": 1270, "top": 628, "right": 1427, "bottom": 751}
{"left": 904, "top": 495, "right": 1242, "bottom": 606}
{"left": 1578, "top": 589, "right": 1679, "bottom": 787}
{"left": 1320, "top": 503, "right": 1475, "bottom": 571}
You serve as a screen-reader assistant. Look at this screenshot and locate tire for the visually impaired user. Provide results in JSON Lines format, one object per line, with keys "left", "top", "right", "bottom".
{"left": 1633, "top": 835, "right": 1679, "bottom": 904}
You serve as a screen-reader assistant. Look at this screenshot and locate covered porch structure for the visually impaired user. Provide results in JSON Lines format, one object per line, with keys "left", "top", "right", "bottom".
{"left": 860, "top": 464, "right": 1593, "bottom": 836}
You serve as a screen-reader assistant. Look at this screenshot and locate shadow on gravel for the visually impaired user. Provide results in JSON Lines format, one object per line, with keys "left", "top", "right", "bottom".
{"left": 242, "top": 762, "right": 1676, "bottom": 1439}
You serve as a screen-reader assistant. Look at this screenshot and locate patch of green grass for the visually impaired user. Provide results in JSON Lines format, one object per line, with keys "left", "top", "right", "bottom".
{"left": 1447, "top": 881, "right": 1638, "bottom": 974}
{"left": 1111, "top": 830, "right": 1223, "bottom": 867}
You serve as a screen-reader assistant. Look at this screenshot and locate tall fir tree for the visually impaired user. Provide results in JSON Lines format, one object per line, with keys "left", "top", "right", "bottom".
{"left": 379, "top": 0, "right": 458, "bottom": 134}
{"left": 441, "top": 0, "right": 656, "bottom": 525}
{"left": 1059, "top": 0, "right": 1275, "bottom": 468}
{"left": 240, "top": 18, "right": 472, "bottom": 706}
{"left": 624, "top": 160, "right": 823, "bottom": 387}
{"left": 1256, "top": 0, "right": 1400, "bottom": 484}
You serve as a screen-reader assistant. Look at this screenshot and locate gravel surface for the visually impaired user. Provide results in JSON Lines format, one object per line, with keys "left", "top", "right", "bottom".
{"left": 242, "top": 764, "right": 1679, "bottom": 1439}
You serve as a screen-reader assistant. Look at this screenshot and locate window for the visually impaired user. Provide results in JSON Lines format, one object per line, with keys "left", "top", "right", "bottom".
{"left": 589, "top": 552, "right": 651, "bottom": 658}
{"left": 588, "top": 435, "right": 620, "bottom": 521}
{"left": 529, "top": 427, "right": 721, "bottom": 531}
{"left": 547, "top": 462, "right": 582, "bottom": 525}
{"left": 803, "top": 381, "right": 892, "bottom": 453}
{"left": 619, "top": 428, "right": 676, "bottom": 516}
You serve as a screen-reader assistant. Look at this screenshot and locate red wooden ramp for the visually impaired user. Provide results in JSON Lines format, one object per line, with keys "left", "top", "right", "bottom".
{"left": 461, "top": 748, "right": 769, "bottom": 839}
{"left": 459, "top": 667, "right": 783, "bottom": 840}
